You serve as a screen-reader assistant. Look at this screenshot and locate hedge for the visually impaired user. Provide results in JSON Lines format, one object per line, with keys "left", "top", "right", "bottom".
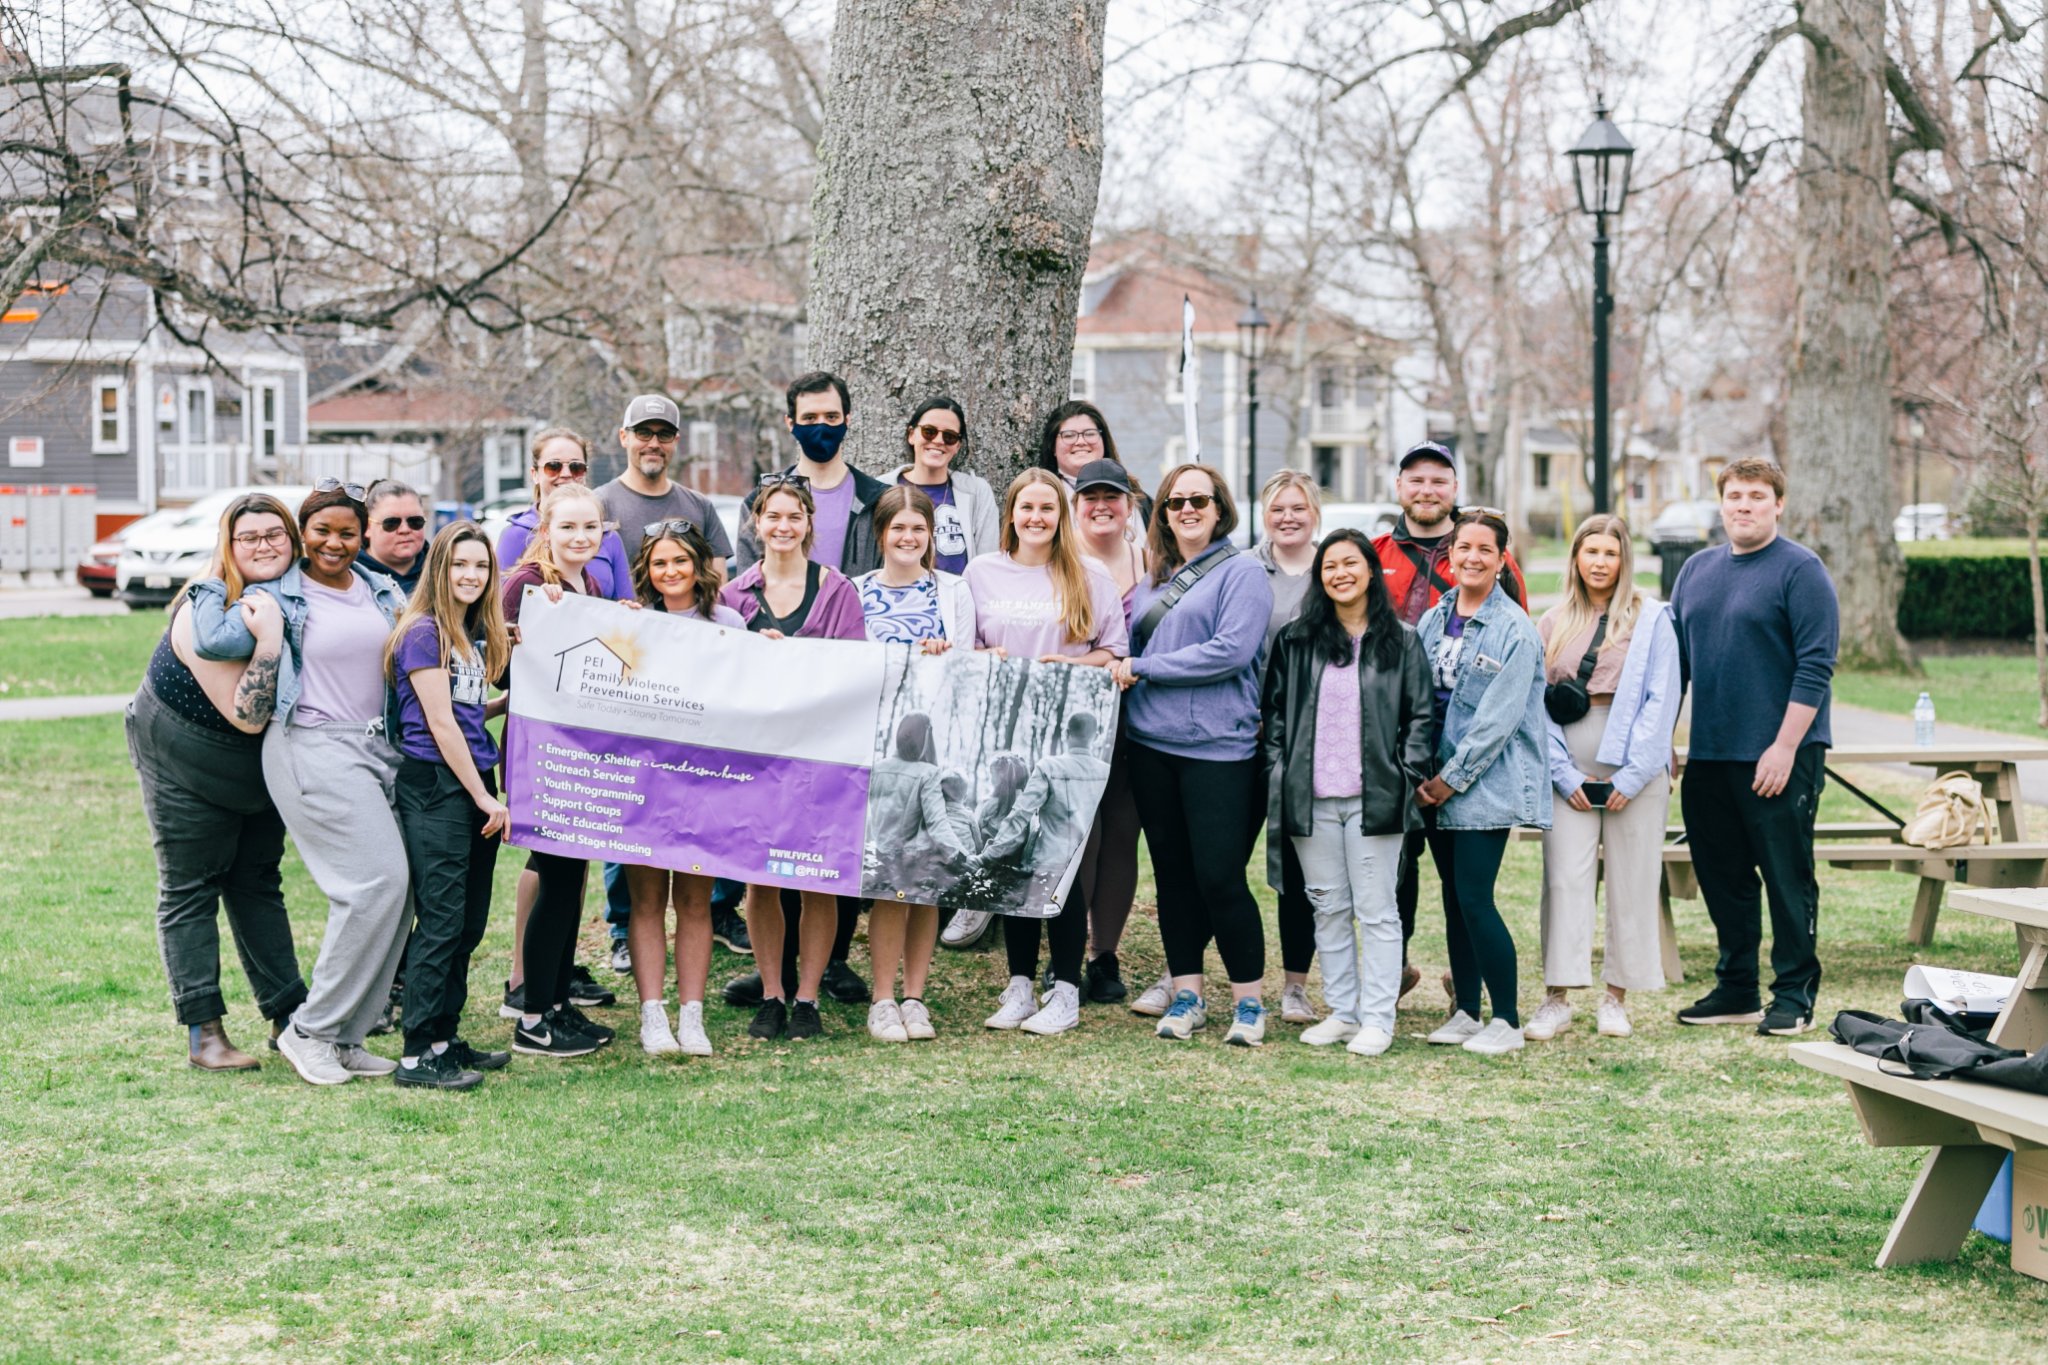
{"left": 1898, "top": 555, "right": 2039, "bottom": 639}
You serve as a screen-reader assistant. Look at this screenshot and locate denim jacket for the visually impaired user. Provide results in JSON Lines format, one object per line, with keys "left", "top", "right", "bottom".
{"left": 1416, "top": 584, "right": 1552, "bottom": 831}
{"left": 186, "top": 560, "right": 405, "bottom": 729}
{"left": 1545, "top": 598, "right": 1682, "bottom": 801}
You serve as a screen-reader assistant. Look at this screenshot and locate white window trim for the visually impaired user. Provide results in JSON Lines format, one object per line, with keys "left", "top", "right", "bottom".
{"left": 1162, "top": 436, "right": 1186, "bottom": 468}
{"left": 92, "top": 376, "right": 128, "bottom": 454}
{"left": 1069, "top": 348, "right": 1094, "bottom": 401}
{"left": 1164, "top": 352, "right": 1185, "bottom": 404}
{"left": 688, "top": 421, "right": 716, "bottom": 464}
{"left": 250, "top": 377, "right": 282, "bottom": 463}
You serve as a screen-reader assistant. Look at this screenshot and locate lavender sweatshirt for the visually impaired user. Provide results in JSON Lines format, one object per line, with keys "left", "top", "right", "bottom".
{"left": 1124, "top": 544, "right": 1274, "bottom": 761}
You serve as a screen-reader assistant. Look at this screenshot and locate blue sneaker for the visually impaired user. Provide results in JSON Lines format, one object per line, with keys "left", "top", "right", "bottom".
{"left": 1224, "top": 997, "right": 1267, "bottom": 1048}
{"left": 1156, "top": 989, "right": 1208, "bottom": 1040}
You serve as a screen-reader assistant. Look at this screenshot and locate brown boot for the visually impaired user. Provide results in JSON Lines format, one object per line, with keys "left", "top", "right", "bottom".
{"left": 1398, "top": 964, "right": 1422, "bottom": 1000}
{"left": 188, "top": 1019, "right": 260, "bottom": 1072}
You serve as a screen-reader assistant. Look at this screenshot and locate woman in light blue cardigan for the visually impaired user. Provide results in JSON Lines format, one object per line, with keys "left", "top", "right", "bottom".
{"left": 1414, "top": 511, "right": 1551, "bottom": 1055}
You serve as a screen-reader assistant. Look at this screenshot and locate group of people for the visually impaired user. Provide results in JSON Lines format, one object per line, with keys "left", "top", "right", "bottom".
{"left": 127, "top": 364, "right": 1841, "bottom": 1091}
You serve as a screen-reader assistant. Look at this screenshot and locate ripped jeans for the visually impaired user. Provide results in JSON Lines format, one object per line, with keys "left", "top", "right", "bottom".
{"left": 1291, "top": 796, "right": 1405, "bottom": 1034}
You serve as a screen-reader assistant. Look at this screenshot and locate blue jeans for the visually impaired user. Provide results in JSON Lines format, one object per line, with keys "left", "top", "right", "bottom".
{"left": 603, "top": 861, "right": 631, "bottom": 942}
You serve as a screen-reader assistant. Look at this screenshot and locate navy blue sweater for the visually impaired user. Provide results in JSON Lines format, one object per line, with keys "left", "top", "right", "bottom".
{"left": 1669, "top": 536, "right": 1839, "bottom": 761}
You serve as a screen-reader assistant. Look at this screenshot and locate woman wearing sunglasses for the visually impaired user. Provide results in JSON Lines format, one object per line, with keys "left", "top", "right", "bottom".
{"left": 1110, "top": 464, "right": 1273, "bottom": 1046}
{"left": 357, "top": 480, "right": 431, "bottom": 597}
{"left": 890, "top": 397, "right": 999, "bottom": 574}
{"left": 495, "top": 427, "right": 634, "bottom": 599}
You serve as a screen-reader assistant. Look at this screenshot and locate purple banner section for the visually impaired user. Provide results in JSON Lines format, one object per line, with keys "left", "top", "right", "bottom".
{"left": 504, "top": 715, "right": 871, "bottom": 892}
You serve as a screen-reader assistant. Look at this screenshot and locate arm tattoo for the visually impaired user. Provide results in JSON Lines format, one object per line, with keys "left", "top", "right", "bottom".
{"left": 233, "top": 650, "right": 281, "bottom": 727}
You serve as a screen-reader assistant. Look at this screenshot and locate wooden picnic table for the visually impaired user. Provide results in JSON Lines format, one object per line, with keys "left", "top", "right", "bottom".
{"left": 1790, "top": 885, "right": 2048, "bottom": 1278}
{"left": 1674, "top": 742, "right": 2048, "bottom": 843}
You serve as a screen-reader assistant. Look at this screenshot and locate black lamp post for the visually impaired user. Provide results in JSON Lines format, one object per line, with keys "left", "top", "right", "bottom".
{"left": 1566, "top": 99, "right": 1635, "bottom": 515}
{"left": 1237, "top": 294, "right": 1270, "bottom": 545}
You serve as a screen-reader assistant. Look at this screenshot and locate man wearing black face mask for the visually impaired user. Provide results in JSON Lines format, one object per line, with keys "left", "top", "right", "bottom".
{"left": 735, "top": 371, "right": 886, "bottom": 576}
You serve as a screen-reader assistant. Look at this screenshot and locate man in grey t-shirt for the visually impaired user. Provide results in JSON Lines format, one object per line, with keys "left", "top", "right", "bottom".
{"left": 594, "top": 393, "right": 735, "bottom": 566}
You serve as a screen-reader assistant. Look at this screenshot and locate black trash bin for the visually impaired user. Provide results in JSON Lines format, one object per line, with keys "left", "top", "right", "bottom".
{"left": 1658, "top": 540, "right": 1704, "bottom": 599}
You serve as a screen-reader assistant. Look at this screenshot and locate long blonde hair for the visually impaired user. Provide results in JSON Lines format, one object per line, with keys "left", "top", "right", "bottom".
{"left": 999, "top": 468, "right": 1096, "bottom": 644}
{"left": 177, "top": 492, "right": 303, "bottom": 610}
{"left": 384, "top": 521, "right": 511, "bottom": 686}
{"left": 515, "top": 484, "right": 606, "bottom": 586}
{"left": 1544, "top": 513, "right": 1641, "bottom": 671}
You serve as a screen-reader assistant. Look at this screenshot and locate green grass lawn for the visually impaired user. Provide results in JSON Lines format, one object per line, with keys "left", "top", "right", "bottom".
{"left": 5, "top": 710, "right": 2047, "bottom": 1360}
{"left": 1835, "top": 655, "right": 2045, "bottom": 736}
{"left": 1901, "top": 538, "right": 2039, "bottom": 558}
{"left": 0, "top": 611, "right": 163, "bottom": 699}
{"left": 1519, "top": 570, "right": 1661, "bottom": 600}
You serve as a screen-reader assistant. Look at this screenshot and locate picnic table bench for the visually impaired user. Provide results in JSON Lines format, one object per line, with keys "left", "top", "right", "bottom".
{"left": 1789, "top": 884, "right": 2048, "bottom": 1276}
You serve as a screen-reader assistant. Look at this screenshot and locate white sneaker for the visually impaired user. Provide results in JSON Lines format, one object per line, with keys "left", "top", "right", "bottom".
{"left": 1021, "top": 982, "right": 1081, "bottom": 1036}
{"left": 1130, "top": 973, "right": 1175, "bottom": 1017}
{"left": 868, "top": 999, "right": 911, "bottom": 1043}
{"left": 1156, "top": 990, "right": 1208, "bottom": 1040}
{"left": 641, "top": 1001, "right": 681, "bottom": 1055}
{"left": 940, "top": 910, "right": 994, "bottom": 949}
{"left": 1462, "top": 1018, "right": 1525, "bottom": 1055}
{"left": 1299, "top": 1016, "right": 1360, "bottom": 1047}
{"left": 1596, "top": 994, "right": 1633, "bottom": 1038}
{"left": 676, "top": 1001, "right": 713, "bottom": 1056}
{"left": 985, "top": 976, "right": 1038, "bottom": 1029}
{"left": 1524, "top": 995, "right": 1573, "bottom": 1042}
{"left": 277, "top": 1024, "right": 353, "bottom": 1086}
{"left": 609, "top": 938, "right": 633, "bottom": 973}
{"left": 1223, "top": 998, "right": 1267, "bottom": 1048}
{"left": 899, "top": 998, "right": 936, "bottom": 1041}
{"left": 1346, "top": 1026, "right": 1394, "bottom": 1057}
{"left": 334, "top": 1043, "right": 397, "bottom": 1076}
{"left": 1280, "top": 983, "right": 1318, "bottom": 1024}
{"left": 1426, "top": 1010, "right": 1483, "bottom": 1045}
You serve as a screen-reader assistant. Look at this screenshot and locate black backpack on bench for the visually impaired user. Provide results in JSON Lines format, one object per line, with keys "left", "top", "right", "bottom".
{"left": 1829, "top": 1002, "right": 2048, "bottom": 1096}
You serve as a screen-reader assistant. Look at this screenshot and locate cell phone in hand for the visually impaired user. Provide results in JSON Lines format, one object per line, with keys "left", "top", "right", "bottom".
{"left": 1580, "top": 781, "right": 1615, "bottom": 806}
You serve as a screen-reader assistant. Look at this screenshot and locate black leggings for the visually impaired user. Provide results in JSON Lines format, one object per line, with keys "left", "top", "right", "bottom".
{"left": 1431, "top": 827, "right": 1518, "bottom": 1026}
{"left": 1276, "top": 831, "right": 1316, "bottom": 975}
{"left": 1129, "top": 742, "right": 1266, "bottom": 984}
{"left": 1004, "top": 882, "right": 1090, "bottom": 987}
{"left": 523, "top": 850, "right": 588, "bottom": 1014}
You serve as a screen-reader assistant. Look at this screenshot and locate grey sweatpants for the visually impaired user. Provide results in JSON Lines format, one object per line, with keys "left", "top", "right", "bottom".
{"left": 263, "top": 721, "right": 410, "bottom": 1046}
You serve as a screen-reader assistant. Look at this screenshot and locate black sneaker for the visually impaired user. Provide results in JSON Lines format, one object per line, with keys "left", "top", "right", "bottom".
{"left": 712, "top": 906, "right": 754, "bottom": 956}
{"left": 498, "top": 980, "right": 525, "bottom": 1020}
{"left": 821, "top": 959, "right": 870, "bottom": 1004}
{"left": 394, "top": 1050, "right": 484, "bottom": 1090}
{"left": 446, "top": 1038, "right": 510, "bottom": 1071}
{"left": 1758, "top": 1004, "right": 1816, "bottom": 1037}
{"left": 268, "top": 1019, "right": 286, "bottom": 1052}
{"left": 789, "top": 1000, "right": 823, "bottom": 1040}
{"left": 1085, "top": 953, "right": 1128, "bottom": 1004}
{"left": 725, "top": 971, "right": 766, "bottom": 1009}
{"left": 514, "top": 1010, "right": 600, "bottom": 1058}
{"left": 1675, "top": 989, "right": 1765, "bottom": 1026}
{"left": 558, "top": 1002, "right": 616, "bottom": 1047}
{"left": 567, "top": 965, "right": 616, "bottom": 1008}
{"left": 748, "top": 998, "right": 788, "bottom": 1039}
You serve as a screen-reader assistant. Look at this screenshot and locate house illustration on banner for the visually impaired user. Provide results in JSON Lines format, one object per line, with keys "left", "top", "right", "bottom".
{"left": 555, "top": 636, "right": 634, "bottom": 690}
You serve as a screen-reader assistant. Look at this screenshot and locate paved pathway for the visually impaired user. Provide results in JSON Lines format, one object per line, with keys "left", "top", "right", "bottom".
{"left": 0, "top": 693, "right": 130, "bottom": 722}
{"left": 1829, "top": 701, "right": 2048, "bottom": 807}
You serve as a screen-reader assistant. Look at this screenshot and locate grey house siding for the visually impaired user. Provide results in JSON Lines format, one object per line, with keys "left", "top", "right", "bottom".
{"left": 1085, "top": 344, "right": 1293, "bottom": 502}
{"left": 0, "top": 363, "right": 140, "bottom": 503}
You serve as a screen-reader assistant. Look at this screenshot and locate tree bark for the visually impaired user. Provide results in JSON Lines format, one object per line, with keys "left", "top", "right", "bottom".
{"left": 806, "top": 0, "right": 1110, "bottom": 482}
{"left": 1786, "top": 0, "right": 1916, "bottom": 670}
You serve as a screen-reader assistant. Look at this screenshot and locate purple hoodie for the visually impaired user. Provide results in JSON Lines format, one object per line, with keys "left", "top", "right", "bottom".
{"left": 1124, "top": 543, "right": 1274, "bottom": 761}
{"left": 720, "top": 561, "right": 868, "bottom": 641}
{"left": 498, "top": 505, "right": 634, "bottom": 600}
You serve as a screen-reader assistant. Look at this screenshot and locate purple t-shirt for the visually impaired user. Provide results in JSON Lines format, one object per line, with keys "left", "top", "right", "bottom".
{"left": 963, "top": 553, "right": 1129, "bottom": 660}
{"left": 394, "top": 618, "right": 500, "bottom": 771}
{"left": 809, "top": 474, "right": 858, "bottom": 570}
{"left": 902, "top": 474, "right": 969, "bottom": 575}
{"left": 294, "top": 576, "right": 391, "bottom": 726}
{"left": 1313, "top": 636, "right": 1365, "bottom": 799}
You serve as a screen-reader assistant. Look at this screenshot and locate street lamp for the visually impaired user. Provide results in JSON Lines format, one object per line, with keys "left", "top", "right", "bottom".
{"left": 1566, "top": 98, "right": 1634, "bottom": 515}
{"left": 1237, "top": 294, "right": 1270, "bottom": 545}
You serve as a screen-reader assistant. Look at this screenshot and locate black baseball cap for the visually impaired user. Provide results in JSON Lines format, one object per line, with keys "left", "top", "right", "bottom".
{"left": 1073, "top": 459, "right": 1132, "bottom": 494}
{"left": 1398, "top": 440, "right": 1457, "bottom": 472}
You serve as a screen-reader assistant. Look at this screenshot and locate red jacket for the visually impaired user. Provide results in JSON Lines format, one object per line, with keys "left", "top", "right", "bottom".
{"left": 1371, "top": 521, "right": 1528, "bottom": 627}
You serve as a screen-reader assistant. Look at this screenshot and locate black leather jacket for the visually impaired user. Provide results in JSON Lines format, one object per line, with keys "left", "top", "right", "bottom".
{"left": 1260, "top": 619, "right": 1435, "bottom": 840}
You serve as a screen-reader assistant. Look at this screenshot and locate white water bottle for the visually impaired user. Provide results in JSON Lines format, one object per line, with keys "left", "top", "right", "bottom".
{"left": 1914, "top": 692, "right": 1936, "bottom": 747}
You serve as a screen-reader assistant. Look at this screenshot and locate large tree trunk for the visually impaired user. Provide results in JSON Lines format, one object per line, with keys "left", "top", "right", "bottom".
{"left": 1786, "top": 0, "right": 1916, "bottom": 670}
{"left": 806, "top": 0, "right": 1109, "bottom": 482}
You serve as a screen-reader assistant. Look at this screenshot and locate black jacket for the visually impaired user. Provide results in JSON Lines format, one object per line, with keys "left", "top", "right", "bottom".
{"left": 736, "top": 462, "right": 888, "bottom": 578}
{"left": 1260, "top": 618, "right": 1435, "bottom": 841}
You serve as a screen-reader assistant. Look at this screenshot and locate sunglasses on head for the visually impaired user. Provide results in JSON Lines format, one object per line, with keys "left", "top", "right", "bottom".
{"left": 379, "top": 515, "right": 428, "bottom": 533}
{"left": 539, "top": 459, "right": 589, "bottom": 478}
{"left": 914, "top": 424, "right": 962, "bottom": 448}
{"left": 1458, "top": 506, "right": 1508, "bottom": 521}
{"left": 758, "top": 471, "right": 811, "bottom": 491}
{"left": 1162, "top": 494, "right": 1215, "bottom": 512}
{"left": 313, "top": 477, "right": 368, "bottom": 501}
{"left": 643, "top": 517, "right": 701, "bottom": 541}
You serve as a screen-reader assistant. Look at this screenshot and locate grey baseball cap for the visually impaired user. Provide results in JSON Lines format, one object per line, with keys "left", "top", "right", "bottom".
{"left": 621, "top": 394, "right": 681, "bottom": 431}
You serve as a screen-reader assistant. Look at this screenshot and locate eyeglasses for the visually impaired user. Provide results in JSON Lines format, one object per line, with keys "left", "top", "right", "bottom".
{"left": 630, "top": 424, "right": 679, "bottom": 443}
{"left": 758, "top": 471, "right": 812, "bottom": 491}
{"left": 313, "top": 477, "right": 368, "bottom": 501}
{"left": 539, "top": 459, "right": 589, "bottom": 478}
{"left": 1056, "top": 427, "right": 1103, "bottom": 445}
{"left": 643, "top": 518, "right": 701, "bottom": 541}
{"left": 915, "top": 424, "right": 963, "bottom": 448}
{"left": 379, "top": 515, "right": 428, "bottom": 533}
{"left": 231, "top": 528, "right": 292, "bottom": 548}
{"left": 1162, "top": 494, "right": 1215, "bottom": 512}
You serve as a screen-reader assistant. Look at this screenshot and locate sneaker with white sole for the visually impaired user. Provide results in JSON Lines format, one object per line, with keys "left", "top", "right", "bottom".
{"left": 335, "top": 1043, "right": 398, "bottom": 1077}
{"left": 675, "top": 1001, "right": 713, "bottom": 1056}
{"left": 1156, "top": 990, "right": 1208, "bottom": 1040}
{"left": 1300, "top": 1016, "right": 1360, "bottom": 1047}
{"left": 1130, "top": 973, "right": 1175, "bottom": 1017}
{"left": 940, "top": 909, "right": 995, "bottom": 949}
{"left": 868, "top": 999, "right": 911, "bottom": 1043}
{"left": 1279, "top": 983, "right": 1318, "bottom": 1024}
{"left": 899, "top": 998, "right": 936, "bottom": 1041}
{"left": 1223, "top": 998, "right": 1267, "bottom": 1048}
{"left": 1021, "top": 982, "right": 1081, "bottom": 1036}
{"left": 1462, "top": 1018, "right": 1525, "bottom": 1055}
{"left": 610, "top": 938, "right": 633, "bottom": 974}
{"left": 641, "top": 1001, "right": 681, "bottom": 1056}
{"left": 1346, "top": 1026, "right": 1394, "bottom": 1057}
{"left": 1596, "top": 994, "right": 1632, "bottom": 1038}
{"left": 1426, "top": 1010, "right": 1483, "bottom": 1045}
{"left": 1523, "top": 995, "right": 1573, "bottom": 1042}
{"left": 277, "top": 1023, "right": 354, "bottom": 1086}
{"left": 985, "top": 976, "right": 1038, "bottom": 1030}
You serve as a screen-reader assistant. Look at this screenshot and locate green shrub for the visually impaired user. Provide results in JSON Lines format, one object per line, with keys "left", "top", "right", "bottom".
{"left": 1898, "top": 554, "right": 2040, "bottom": 638}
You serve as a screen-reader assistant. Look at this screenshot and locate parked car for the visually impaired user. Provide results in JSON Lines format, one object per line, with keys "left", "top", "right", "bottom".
{"left": 1894, "top": 503, "right": 1953, "bottom": 541}
{"left": 1320, "top": 501, "right": 1402, "bottom": 540}
{"left": 116, "top": 485, "right": 313, "bottom": 608}
{"left": 77, "top": 510, "right": 176, "bottom": 597}
{"left": 477, "top": 493, "right": 529, "bottom": 548}
{"left": 1648, "top": 500, "right": 1724, "bottom": 546}
{"left": 707, "top": 493, "right": 743, "bottom": 561}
